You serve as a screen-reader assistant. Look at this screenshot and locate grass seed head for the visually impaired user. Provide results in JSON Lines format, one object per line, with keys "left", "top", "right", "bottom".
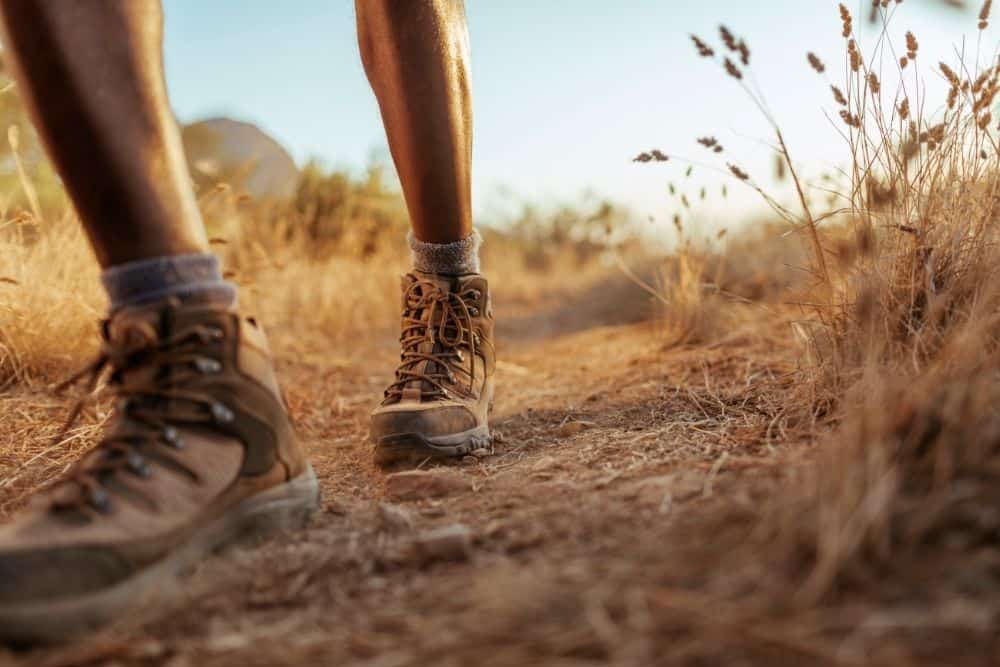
{"left": 690, "top": 35, "right": 715, "bottom": 58}
{"left": 728, "top": 163, "right": 749, "bottom": 180}
{"left": 868, "top": 72, "right": 881, "bottom": 95}
{"left": 848, "top": 40, "right": 862, "bottom": 72}
{"left": 724, "top": 58, "right": 744, "bottom": 80}
{"left": 905, "top": 31, "right": 919, "bottom": 60}
{"left": 719, "top": 25, "right": 738, "bottom": 52}
{"left": 832, "top": 85, "right": 848, "bottom": 106}
{"left": 939, "top": 62, "right": 960, "bottom": 87}
{"left": 980, "top": 0, "right": 992, "bottom": 29}
{"left": 839, "top": 4, "right": 853, "bottom": 37}
{"left": 807, "top": 52, "right": 826, "bottom": 74}
{"left": 972, "top": 70, "right": 990, "bottom": 93}
{"left": 839, "top": 109, "right": 861, "bottom": 128}
{"left": 737, "top": 39, "right": 751, "bottom": 66}
{"left": 897, "top": 98, "right": 910, "bottom": 119}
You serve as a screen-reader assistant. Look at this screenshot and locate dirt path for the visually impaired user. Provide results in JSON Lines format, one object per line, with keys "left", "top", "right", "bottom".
{"left": 0, "top": 280, "right": 809, "bottom": 667}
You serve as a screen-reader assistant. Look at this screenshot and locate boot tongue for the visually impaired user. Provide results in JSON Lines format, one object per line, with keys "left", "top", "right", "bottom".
{"left": 105, "top": 305, "right": 166, "bottom": 389}
{"left": 401, "top": 272, "right": 457, "bottom": 402}
{"left": 412, "top": 270, "right": 455, "bottom": 292}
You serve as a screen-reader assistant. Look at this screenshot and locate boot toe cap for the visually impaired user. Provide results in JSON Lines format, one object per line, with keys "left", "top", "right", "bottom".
{"left": 371, "top": 405, "right": 477, "bottom": 441}
{"left": 0, "top": 546, "right": 133, "bottom": 604}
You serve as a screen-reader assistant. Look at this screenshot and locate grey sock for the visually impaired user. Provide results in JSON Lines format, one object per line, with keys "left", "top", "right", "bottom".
{"left": 408, "top": 230, "right": 482, "bottom": 275}
{"left": 101, "top": 253, "right": 237, "bottom": 312}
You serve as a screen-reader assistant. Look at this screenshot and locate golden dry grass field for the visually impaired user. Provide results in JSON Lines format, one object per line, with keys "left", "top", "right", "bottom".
{"left": 3, "top": 3, "right": 1000, "bottom": 665}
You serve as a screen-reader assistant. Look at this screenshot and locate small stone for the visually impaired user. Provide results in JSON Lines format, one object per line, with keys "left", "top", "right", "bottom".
{"left": 415, "top": 524, "right": 472, "bottom": 562}
{"left": 532, "top": 455, "right": 557, "bottom": 469}
{"left": 627, "top": 473, "right": 704, "bottom": 504}
{"left": 206, "top": 633, "right": 250, "bottom": 653}
{"left": 385, "top": 470, "right": 474, "bottom": 501}
{"left": 557, "top": 420, "right": 594, "bottom": 437}
{"left": 324, "top": 498, "right": 351, "bottom": 516}
{"left": 377, "top": 502, "right": 414, "bottom": 531}
{"left": 421, "top": 506, "right": 447, "bottom": 518}
{"left": 129, "top": 640, "right": 167, "bottom": 660}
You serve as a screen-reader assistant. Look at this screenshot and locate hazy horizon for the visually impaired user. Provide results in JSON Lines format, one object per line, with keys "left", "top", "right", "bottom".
{"left": 163, "top": 1, "right": 991, "bottom": 229}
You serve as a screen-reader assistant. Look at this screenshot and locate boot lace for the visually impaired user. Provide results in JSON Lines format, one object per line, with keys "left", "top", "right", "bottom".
{"left": 49, "top": 314, "right": 231, "bottom": 514}
{"left": 384, "top": 277, "right": 481, "bottom": 403}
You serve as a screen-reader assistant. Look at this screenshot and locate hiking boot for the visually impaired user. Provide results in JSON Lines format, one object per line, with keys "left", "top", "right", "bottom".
{"left": 0, "top": 300, "right": 319, "bottom": 645}
{"left": 372, "top": 271, "right": 496, "bottom": 467}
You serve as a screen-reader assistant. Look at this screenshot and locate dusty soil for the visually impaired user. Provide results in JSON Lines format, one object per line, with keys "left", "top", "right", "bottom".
{"left": 0, "top": 277, "right": 978, "bottom": 667}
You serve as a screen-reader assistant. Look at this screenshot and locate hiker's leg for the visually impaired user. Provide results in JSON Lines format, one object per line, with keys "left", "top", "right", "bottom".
{"left": 356, "top": 0, "right": 473, "bottom": 245}
{"left": 359, "top": 1, "right": 494, "bottom": 468}
{"left": 0, "top": 0, "right": 207, "bottom": 268}
{"left": 0, "top": 3, "right": 316, "bottom": 643}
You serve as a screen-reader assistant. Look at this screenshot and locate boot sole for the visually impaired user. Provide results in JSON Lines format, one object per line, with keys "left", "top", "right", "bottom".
{"left": 374, "top": 425, "right": 493, "bottom": 468}
{"left": 0, "top": 465, "right": 321, "bottom": 646}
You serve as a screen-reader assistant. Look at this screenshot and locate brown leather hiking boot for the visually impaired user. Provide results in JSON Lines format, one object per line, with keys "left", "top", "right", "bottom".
{"left": 372, "top": 271, "right": 496, "bottom": 467}
{"left": 0, "top": 300, "right": 318, "bottom": 645}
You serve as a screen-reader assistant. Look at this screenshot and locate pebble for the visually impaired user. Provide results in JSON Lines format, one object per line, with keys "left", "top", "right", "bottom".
{"left": 377, "top": 502, "right": 415, "bottom": 531}
{"left": 415, "top": 524, "right": 472, "bottom": 562}
{"left": 205, "top": 633, "right": 251, "bottom": 653}
{"left": 557, "top": 420, "right": 594, "bottom": 437}
{"left": 385, "top": 469, "right": 474, "bottom": 501}
{"left": 627, "top": 473, "right": 704, "bottom": 503}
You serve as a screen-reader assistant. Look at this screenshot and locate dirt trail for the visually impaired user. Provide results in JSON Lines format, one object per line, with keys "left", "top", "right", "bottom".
{"left": 0, "top": 278, "right": 805, "bottom": 667}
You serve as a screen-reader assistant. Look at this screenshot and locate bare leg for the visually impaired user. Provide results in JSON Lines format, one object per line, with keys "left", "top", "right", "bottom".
{"left": 356, "top": 0, "right": 473, "bottom": 244}
{"left": 0, "top": 0, "right": 207, "bottom": 267}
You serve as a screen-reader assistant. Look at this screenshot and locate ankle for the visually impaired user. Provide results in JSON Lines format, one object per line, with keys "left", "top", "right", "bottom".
{"left": 408, "top": 230, "right": 482, "bottom": 275}
{"left": 100, "top": 253, "right": 237, "bottom": 312}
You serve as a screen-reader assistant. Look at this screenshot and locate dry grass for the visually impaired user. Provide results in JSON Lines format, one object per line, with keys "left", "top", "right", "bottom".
{"left": 783, "top": 1, "right": 1000, "bottom": 603}
{"left": 0, "top": 151, "right": 631, "bottom": 513}
{"left": 2, "top": 3, "right": 1000, "bottom": 664}
{"left": 630, "top": 2, "right": 1000, "bottom": 660}
{"left": 0, "top": 219, "right": 103, "bottom": 387}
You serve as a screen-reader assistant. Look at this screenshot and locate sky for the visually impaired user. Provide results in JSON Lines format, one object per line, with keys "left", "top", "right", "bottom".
{"left": 162, "top": 1, "right": 992, "bottom": 230}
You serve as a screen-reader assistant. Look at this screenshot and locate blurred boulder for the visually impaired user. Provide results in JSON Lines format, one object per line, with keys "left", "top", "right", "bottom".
{"left": 182, "top": 117, "right": 298, "bottom": 199}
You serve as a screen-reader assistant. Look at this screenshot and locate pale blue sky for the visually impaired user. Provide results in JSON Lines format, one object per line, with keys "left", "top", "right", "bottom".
{"left": 162, "top": 1, "right": 988, "bottom": 228}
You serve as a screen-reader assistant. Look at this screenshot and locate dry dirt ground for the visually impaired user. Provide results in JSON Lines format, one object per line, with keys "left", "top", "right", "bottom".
{"left": 0, "top": 276, "right": 875, "bottom": 667}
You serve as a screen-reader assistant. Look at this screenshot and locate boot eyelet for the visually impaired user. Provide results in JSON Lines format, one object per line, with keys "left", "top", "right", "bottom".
{"left": 211, "top": 403, "right": 235, "bottom": 424}
{"left": 469, "top": 307, "right": 480, "bottom": 316}
{"left": 195, "top": 358, "right": 222, "bottom": 374}
{"left": 90, "top": 487, "right": 111, "bottom": 513}
{"left": 127, "top": 453, "right": 151, "bottom": 478}
{"left": 207, "top": 326, "right": 225, "bottom": 341}
{"left": 162, "top": 426, "right": 184, "bottom": 449}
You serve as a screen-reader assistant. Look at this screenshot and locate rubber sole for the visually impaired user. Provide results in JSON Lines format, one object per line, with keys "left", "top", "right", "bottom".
{"left": 374, "top": 425, "right": 493, "bottom": 468}
{"left": 0, "top": 465, "right": 320, "bottom": 646}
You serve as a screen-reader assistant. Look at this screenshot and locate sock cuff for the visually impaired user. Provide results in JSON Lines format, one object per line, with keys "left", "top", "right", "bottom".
{"left": 408, "top": 230, "right": 482, "bottom": 275}
{"left": 101, "top": 253, "right": 237, "bottom": 311}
